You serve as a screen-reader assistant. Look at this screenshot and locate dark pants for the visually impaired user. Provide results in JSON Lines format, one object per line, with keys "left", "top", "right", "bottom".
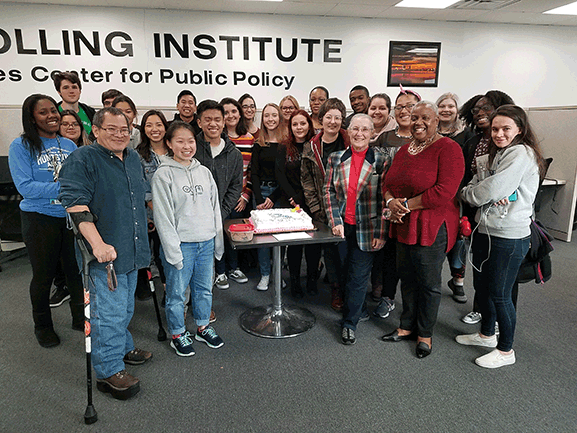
{"left": 287, "top": 243, "right": 322, "bottom": 280}
{"left": 380, "top": 237, "right": 399, "bottom": 300}
{"left": 472, "top": 232, "right": 530, "bottom": 352}
{"left": 324, "top": 242, "right": 344, "bottom": 287}
{"left": 340, "top": 224, "right": 374, "bottom": 331}
{"left": 397, "top": 223, "right": 447, "bottom": 338}
{"left": 215, "top": 210, "right": 240, "bottom": 275}
{"left": 20, "top": 211, "right": 83, "bottom": 330}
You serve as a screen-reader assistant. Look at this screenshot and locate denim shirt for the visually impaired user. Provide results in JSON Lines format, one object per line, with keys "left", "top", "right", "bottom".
{"left": 58, "top": 143, "right": 150, "bottom": 274}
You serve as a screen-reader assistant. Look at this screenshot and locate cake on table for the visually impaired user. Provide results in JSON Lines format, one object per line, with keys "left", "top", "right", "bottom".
{"left": 250, "top": 207, "right": 315, "bottom": 234}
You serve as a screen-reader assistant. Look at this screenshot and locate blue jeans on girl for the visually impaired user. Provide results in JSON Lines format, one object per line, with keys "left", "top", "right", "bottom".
{"left": 161, "top": 238, "right": 215, "bottom": 336}
{"left": 472, "top": 232, "right": 530, "bottom": 352}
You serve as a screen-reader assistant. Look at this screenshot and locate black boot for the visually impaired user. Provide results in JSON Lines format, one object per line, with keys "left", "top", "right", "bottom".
{"left": 290, "top": 276, "right": 304, "bottom": 299}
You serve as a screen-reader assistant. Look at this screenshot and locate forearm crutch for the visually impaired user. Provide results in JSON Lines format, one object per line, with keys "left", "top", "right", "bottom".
{"left": 76, "top": 236, "right": 97, "bottom": 424}
{"left": 67, "top": 214, "right": 98, "bottom": 425}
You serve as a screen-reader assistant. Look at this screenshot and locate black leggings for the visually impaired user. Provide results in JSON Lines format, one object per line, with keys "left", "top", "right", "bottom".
{"left": 20, "top": 211, "right": 83, "bottom": 330}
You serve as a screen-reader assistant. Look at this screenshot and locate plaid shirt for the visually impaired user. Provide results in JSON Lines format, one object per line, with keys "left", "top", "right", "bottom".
{"left": 324, "top": 146, "right": 390, "bottom": 252}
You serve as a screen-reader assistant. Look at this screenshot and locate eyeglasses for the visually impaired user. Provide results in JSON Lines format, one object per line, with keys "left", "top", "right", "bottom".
{"left": 242, "top": 104, "right": 256, "bottom": 110}
{"left": 472, "top": 105, "right": 495, "bottom": 115}
{"left": 61, "top": 122, "right": 80, "bottom": 129}
{"left": 350, "top": 126, "right": 371, "bottom": 134}
{"left": 101, "top": 127, "right": 130, "bottom": 136}
{"left": 394, "top": 104, "right": 415, "bottom": 112}
{"left": 324, "top": 115, "right": 342, "bottom": 122}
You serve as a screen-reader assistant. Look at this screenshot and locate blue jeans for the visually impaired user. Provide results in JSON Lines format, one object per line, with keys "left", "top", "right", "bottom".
{"left": 397, "top": 223, "right": 447, "bottom": 338}
{"left": 472, "top": 233, "right": 530, "bottom": 352}
{"left": 254, "top": 184, "right": 277, "bottom": 277}
{"left": 89, "top": 266, "right": 137, "bottom": 379}
{"left": 340, "top": 224, "right": 374, "bottom": 331}
{"left": 161, "top": 239, "right": 214, "bottom": 336}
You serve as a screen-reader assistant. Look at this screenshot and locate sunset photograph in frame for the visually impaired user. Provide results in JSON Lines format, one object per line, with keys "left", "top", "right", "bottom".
{"left": 387, "top": 41, "right": 441, "bottom": 87}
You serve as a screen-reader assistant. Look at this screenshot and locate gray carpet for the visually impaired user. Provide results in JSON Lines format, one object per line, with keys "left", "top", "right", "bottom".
{"left": 1, "top": 239, "right": 576, "bottom": 433}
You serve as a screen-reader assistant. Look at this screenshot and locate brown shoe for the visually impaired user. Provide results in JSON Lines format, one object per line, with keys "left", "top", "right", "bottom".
{"left": 96, "top": 370, "right": 140, "bottom": 400}
{"left": 210, "top": 310, "right": 216, "bottom": 324}
{"left": 123, "top": 348, "right": 152, "bottom": 365}
{"left": 331, "top": 286, "right": 344, "bottom": 312}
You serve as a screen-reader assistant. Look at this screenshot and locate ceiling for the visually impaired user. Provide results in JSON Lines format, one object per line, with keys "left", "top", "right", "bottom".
{"left": 4, "top": 0, "right": 577, "bottom": 26}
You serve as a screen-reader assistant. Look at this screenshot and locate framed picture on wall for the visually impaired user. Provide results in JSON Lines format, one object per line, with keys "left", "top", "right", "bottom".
{"left": 387, "top": 41, "right": 441, "bottom": 87}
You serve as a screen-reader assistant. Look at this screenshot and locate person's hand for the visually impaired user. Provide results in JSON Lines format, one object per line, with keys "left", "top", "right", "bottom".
{"left": 235, "top": 197, "right": 247, "bottom": 212}
{"left": 289, "top": 197, "right": 297, "bottom": 207}
{"left": 389, "top": 197, "right": 410, "bottom": 221}
{"left": 332, "top": 224, "right": 345, "bottom": 238}
{"left": 372, "top": 238, "right": 385, "bottom": 249}
{"left": 92, "top": 242, "right": 117, "bottom": 263}
{"left": 257, "top": 197, "right": 274, "bottom": 210}
{"left": 494, "top": 198, "right": 510, "bottom": 206}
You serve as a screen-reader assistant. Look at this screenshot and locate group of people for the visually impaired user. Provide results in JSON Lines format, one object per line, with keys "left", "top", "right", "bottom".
{"left": 8, "top": 71, "right": 546, "bottom": 400}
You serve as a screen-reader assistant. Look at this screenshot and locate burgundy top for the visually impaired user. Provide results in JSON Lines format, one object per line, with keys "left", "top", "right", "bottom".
{"left": 384, "top": 136, "right": 465, "bottom": 251}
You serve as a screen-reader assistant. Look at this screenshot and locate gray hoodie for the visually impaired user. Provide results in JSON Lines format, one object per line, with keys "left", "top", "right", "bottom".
{"left": 152, "top": 157, "right": 224, "bottom": 269}
{"left": 461, "top": 144, "right": 539, "bottom": 239}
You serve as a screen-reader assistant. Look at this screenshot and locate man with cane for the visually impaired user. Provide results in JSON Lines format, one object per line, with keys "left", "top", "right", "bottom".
{"left": 59, "top": 107, "right": 151, "bottom": 401}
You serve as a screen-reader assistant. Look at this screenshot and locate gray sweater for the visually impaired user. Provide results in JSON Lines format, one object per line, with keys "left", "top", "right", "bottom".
{"left": 461, "top": 144, "right": 539, "bottom": 239}
{"left": 152, "top": 157, "right": 224, "bottom": 269}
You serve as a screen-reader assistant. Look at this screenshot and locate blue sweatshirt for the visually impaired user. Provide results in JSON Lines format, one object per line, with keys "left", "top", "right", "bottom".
{"left": 8, "top": 136, "right": 77, "bottom": 218}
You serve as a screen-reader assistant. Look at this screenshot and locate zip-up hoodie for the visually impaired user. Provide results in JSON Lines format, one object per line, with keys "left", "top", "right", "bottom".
{"left": 461, "top": 144, "right": 539, "bottom": 239}
{"left": 152, "top": 157, "right": 224, "bottom": 269}
{"left": 194, "top": 132, "right": 243, "bottom": 219}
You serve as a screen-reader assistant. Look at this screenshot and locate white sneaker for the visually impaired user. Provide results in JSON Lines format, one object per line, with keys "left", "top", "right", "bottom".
{"left": 461, "top": 311, "right": 482, "bottom": 324}
{"left": 228, "top": 269, "right": 248, "bottom": 284}
{"left": 475, "top": 349, "right": 515, "bottom": 369}
{"left": 455, "top": 333, "right": 497, "bottom": 348}
{"left": 214, "top": 273, "right": 229, "bottom": 290}
{"left": 256, "top": 275, "right": 270, "bottom": 291}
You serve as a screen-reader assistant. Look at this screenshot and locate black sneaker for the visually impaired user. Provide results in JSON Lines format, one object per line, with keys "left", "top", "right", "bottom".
{"left": 448, "top": 280, "right": 467, "bottom": 303}
{"left": 195, "top": 326, "right": 224, "bottom": 348}
{"left": 49, "top": 286, "right": 70, "bottom": 308}
{"left": 359, "top": 310, "right": 370, "bottom": 322}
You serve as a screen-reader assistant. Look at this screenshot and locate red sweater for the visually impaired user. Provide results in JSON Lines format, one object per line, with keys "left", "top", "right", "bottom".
{"left": 344, "top": 147, "right": 368, "bottom": 225}
{"left": 384, "top": 137, "right": 464, "bottom": 251}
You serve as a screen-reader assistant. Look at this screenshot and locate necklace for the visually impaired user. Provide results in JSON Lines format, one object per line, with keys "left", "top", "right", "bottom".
{"left": 395, "top": 129, "right": 412, "bottom": 139}
{"left": 407, "top": 134, "right": 438, "bottom": 155}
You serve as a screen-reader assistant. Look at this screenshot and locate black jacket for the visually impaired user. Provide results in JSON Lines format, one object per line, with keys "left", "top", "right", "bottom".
{"left": 194, "top": 132, "right": 243, "bottom": 219}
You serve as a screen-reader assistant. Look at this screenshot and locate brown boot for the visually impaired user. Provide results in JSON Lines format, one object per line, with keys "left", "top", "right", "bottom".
{"left": 96, "top": 370, "right": 140, "bottom": 400}
{"left": 331, "top": 286, "right": 344, "bottom": 312}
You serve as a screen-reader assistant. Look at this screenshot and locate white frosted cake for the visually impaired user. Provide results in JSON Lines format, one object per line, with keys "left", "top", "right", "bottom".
{"left": 250, "top": 208, "right": 315, "bottom": 234}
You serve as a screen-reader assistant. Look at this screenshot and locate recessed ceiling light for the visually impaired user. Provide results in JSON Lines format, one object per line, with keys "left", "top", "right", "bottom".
{"left": 395, "top": 0, "right": 461, "bottom": 8}
{"left": 544, "top": 1, "right": 577, "bottom": 15}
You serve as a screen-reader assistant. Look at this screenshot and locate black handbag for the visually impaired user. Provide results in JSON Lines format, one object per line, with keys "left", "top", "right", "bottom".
{"left": 516, "top": 220, "right": 553, "bottom": 284}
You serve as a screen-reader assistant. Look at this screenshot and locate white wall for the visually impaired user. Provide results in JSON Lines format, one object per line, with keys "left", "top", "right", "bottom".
{"left": 1, "top": 3, "right": 577, "bottom": 112}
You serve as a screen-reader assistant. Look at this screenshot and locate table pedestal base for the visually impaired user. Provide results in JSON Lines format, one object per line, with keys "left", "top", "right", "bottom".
{"left": 240, "top": 304, "right": 315, "bottom": 338}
